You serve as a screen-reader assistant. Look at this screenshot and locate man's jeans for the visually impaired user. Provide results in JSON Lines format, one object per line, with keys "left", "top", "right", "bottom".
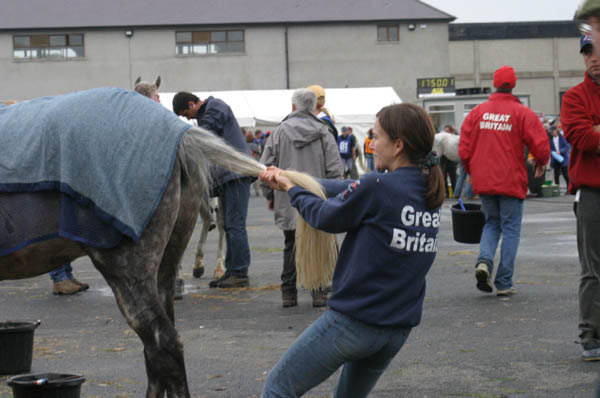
{"left": 454, "top": 161, "right": 474, "bottom": 199}
{"left": 577, "top": 187, "right": 600, "bottom": 345}
{"left": 49, "top": 263, "right": 73, "bottom": 282}
{"left": 262, "top": 309, "right": 411, "bottom": 398}
{"left": 281, "top": 230, "right": 297, "bottom": 294}
{"left": 217, "top": 177, "right": 251, "bottom": 276}
{"left": 477, "top": 195, "right": 524, "bottom": 290}
{"left": 365, "top": 154, "right": 374, "bottom": 173}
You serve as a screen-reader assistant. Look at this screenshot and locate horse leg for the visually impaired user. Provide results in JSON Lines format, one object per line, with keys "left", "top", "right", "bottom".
{"left": 86, "top": 164, "right": 189, "bottom": 398}
{"left": 193, "top": 212, "right": 212, "bottom": 278}
{"left": 213, "top": 196, "right": 226, "bottom": 280}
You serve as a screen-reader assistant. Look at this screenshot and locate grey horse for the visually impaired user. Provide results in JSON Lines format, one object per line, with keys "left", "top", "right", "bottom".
{"left": 0, "top": 120, "right": 263, "bottom": 397}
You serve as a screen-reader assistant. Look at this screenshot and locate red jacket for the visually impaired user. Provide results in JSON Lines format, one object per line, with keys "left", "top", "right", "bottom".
{"left": 459, "top": 93, "right": 550, "bottom": 199}
{"left": 560, "top": 72, "right": 600, "bottom": 193}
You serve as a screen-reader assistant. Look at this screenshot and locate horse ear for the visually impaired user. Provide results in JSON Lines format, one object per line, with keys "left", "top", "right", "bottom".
{"left": 134, "top": 76, "right": 141, "bottom": 86}
{"left": 155, "top": 76, "right": 161, "bottom": 89}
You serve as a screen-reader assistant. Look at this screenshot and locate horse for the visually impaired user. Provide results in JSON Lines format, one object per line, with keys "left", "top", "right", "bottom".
{"left": 432, "top": 131, "right": 460, "bottom": 163}
{"left": 0, "top": 89, "right": 265, "bottom": 398}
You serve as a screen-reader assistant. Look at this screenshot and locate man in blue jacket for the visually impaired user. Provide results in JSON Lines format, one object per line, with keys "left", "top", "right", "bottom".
{"left": 173, "top": 92, "right": 252, "bottom": 288}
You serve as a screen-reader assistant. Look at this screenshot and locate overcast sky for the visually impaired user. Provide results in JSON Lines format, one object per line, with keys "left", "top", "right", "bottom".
{"left": 423, "top": 0, "right": 582, "bottom": 23}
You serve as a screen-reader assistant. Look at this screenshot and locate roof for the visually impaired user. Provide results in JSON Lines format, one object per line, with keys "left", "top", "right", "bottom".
{"left": 0, "top": 0, "right": 454, "bottom": 31}
{"left": 450, "top": 21, "right": 579, "bottom": 41}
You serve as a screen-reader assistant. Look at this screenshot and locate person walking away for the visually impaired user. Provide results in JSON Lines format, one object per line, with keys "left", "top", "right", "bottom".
{"left": 459, "top": 65, "right": 549, "bottom": 297}
{"left": 548, "top": 125, "right": 570, "bottom": 190}
{"left": 364, "top": 128, "right": 375, "bottom": 172}
{"left": 260, "top": 89, "right": 343, "bottom": 307}
{"left": 173, "top": 92, "right": 252, "bottom": 288}
{"left": 560, "top": 32, "right": 600, "bottom": 361}
{"left": 337, "top": 126, "right": 356, "bottom": 179}
{"left": 259, "top": 103, "right": 445, "bottom": 397}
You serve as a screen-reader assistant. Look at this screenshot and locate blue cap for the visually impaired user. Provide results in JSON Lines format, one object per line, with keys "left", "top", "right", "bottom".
{"left": 581, "top": 34, "right": 593, "bottom": 53}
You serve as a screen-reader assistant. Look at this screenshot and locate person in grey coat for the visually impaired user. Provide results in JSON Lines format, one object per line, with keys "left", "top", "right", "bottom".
{"left": 260, "top": 88, "right": 343, "bottom": 308}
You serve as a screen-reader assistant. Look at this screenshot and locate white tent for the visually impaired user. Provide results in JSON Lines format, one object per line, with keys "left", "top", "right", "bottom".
{"left": 160, "top": 86, "right": 401, "bottom": 140}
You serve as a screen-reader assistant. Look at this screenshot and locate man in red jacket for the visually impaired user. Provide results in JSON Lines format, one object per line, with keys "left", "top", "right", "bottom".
{"left": 459, "top": 65, "right": 549, "bottom": 297}
{"left": 561, "top": 34, "right": 600, "bottom": 361}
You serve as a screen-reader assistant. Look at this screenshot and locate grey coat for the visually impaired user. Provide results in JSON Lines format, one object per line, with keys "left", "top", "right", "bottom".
{"left": 260, "top": 110, "right": 343, "bottom": 231}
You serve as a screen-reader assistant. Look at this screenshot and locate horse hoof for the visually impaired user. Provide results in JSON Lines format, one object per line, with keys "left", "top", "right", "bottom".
{"left": 193, "top": 266, "right": 205, "bottom": 278}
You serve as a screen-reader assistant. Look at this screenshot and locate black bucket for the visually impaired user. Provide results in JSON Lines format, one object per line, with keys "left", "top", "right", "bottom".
{"left": 8, "top": 373, "right": 85, "bottom": 398}
{"left": 0, "top": 320, "right": 40, "bottom": 375}
{"left": 450, "top": 203, "right": 485, "bottom": 244}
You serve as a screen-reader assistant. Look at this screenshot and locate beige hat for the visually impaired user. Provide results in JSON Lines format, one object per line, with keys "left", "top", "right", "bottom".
{"left": 307, "top": 85, "right": 326, "bottom": 107}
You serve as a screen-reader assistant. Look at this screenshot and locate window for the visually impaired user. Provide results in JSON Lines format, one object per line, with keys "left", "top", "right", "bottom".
{"left": 377, "top": 25, "right": 399, "bottom": 42}
{"left": 13, "top": 34, "right": 84, "bottom": 60}
{"left": 176, "top": 30, "right": 245, "bottom": 56}
{"left": 426, "top": 103, "right": 455, "bottom": 131}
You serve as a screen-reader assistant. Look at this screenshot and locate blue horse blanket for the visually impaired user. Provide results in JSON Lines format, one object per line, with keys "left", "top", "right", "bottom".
{"left": 0, "top": 87, "right": 191, "bottom": 255}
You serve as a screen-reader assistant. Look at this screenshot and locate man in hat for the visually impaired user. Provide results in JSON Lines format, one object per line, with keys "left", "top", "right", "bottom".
{"left": 459, "top": 65, "right": 549, "bottom": 297}
{"left": 307, "top": 85, "right": 338, "bottom": 141}
{"left": 560, "top": 34, "right": 600, "bottom": 361}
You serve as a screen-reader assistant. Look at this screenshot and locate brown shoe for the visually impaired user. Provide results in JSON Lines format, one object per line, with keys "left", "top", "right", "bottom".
{"left": 70, "top": 278, "right": 89, "bottom": 291}
{"left": 312, "top": 294, "right": 328, "bottom": 308}
{"left": 53, "top": 279, "right": 82, "bottom": 295}
{"left": 282, "top": 291, "right": 297, "bottom": 308}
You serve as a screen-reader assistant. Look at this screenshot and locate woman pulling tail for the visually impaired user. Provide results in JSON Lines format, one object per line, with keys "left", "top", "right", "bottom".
{"left": 259, "top": 103, "right": 446, "bottom": 398}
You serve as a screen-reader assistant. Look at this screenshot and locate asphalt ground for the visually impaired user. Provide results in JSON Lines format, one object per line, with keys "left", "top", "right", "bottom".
{"left": 1, "top": 191, "right": 598, "bottom": 398}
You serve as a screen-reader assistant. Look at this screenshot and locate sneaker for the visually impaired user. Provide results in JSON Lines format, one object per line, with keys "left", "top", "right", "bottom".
{"left": 282, "top": 291, "right": 298, "bottom": 308}
{"left": 70, "top": 278, "right": 89, "bottom": 291}
{"left": 496, "top": 287, "right": 517, "bottom": 297}
{"left": 174, "top": 278, "right": 184, "bottom": 300}
{"left": 312, "top": 294, "right": 328, "bottom": 308}
{"left": 582, "top": 347, "right": 600, "bottom": 361}
{"left": 475, "top": 263, "right": 493, "bottom": 293}
{"left": 209, "top": 273, "right": 249, "bottom": 288}
{"left": 52, "top": 279, "right": 82, "bottom": 295}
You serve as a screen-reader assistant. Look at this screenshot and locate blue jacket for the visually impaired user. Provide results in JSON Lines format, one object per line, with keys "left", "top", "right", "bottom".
{"left": 288, "top": 168, "right": 440, "bottom": 328}
{"left": 195, "top": 97, "right": 250, "bottom": 189}
{"left": 549, "top": 133, "right": 570, "bottom": 168}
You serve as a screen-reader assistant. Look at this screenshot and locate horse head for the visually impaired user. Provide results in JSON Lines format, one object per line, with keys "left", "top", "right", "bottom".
{"left": 134, "top": 76, "right": 161, "bottom": 99}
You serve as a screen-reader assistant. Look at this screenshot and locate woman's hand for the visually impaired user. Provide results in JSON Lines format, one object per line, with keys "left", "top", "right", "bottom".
{"left": 259, "top": 166, "right": 296, "bottom": 191}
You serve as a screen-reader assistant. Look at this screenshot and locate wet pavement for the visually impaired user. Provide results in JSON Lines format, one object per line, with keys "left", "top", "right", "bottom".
{"left": 1, "top": 192, "right": 598, "bottom": 397}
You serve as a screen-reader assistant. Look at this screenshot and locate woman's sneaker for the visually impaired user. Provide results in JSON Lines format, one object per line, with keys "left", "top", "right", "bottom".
{"left": 496, "top": 287, "right": 517, "bottom": 297}
{"left": 475, "top": 263, "right": 493, "bottom": 293}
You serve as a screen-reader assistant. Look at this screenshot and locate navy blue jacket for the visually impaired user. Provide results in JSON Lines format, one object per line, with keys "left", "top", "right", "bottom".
{"left": 549, "top": 133, "right": 570, "bottom": 168}
{"left": 288, "top": 168, "right": 440, "bottom": 328}
{"left": 195, "top": 97, "right": 249, "bottom": 188}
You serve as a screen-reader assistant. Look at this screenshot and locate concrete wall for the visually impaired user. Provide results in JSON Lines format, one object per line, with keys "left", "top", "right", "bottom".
{"left": 287, "top": 22, "right": 450, "bottom": 103}
{"left": 449, "top": 36, "right": 584, "bottom": 115}
{"left": 0, "top": 22, "right": 449, "bottom": 103}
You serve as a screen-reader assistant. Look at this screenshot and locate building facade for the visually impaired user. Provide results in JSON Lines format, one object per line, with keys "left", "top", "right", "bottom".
{"left": 449, "top": 21, "right": 583, "bottom": 116}
{"left": 0, "top": 0, "right": 453, "bottom": 104}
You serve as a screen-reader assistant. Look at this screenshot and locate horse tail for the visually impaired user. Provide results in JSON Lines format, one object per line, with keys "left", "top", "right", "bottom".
{"left": 183, "top": 126, "right": 337, "bottom": 290}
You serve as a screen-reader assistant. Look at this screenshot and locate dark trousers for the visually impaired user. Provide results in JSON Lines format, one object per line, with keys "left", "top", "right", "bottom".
{"left": 282, "top": 230, "right": 297, "bottom": 294}
{"left": 553, "top": 165, "right": 569, "bottom": 186}
{"left": 578, "top": 188, "right": 600, "bottom": 345}
{"left": 440, "top": 156, "right": 457, "bottom": 196}
{"left": 281, "top": 229, "right": 326, "bottom": 297}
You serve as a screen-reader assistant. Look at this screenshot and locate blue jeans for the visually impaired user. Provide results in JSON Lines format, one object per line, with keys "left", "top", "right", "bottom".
{"left": 365, "top": 154, "right": 374, "bottom": 172}
{"left": 49, "top": 263, "right": 73, "bottom": 282}
{"left": 454, "top": 161, "right": 474, "bottom": 199}
{"left": 477, "top": 195, "right": 524, "bottom": 290}
{"left": 262, "top": 309, "right": 411, "bottom": 398}
{"left": 217, "top": 177, "right": 251, "bottom": 276}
